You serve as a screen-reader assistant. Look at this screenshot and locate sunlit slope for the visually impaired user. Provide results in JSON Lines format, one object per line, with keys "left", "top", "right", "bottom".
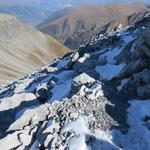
{"left": 0, "top": 14, "right": 68, "bottom": 84}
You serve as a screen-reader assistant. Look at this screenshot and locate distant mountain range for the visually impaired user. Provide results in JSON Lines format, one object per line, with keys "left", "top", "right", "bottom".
{"left": 0, "top": 1, "right": 150, "bottom": 14}
{"left": 0, "top": 6, "right": 51, "bottom": 26}
{"left": 0, "top": 14, "right": 68, "bottom": 85}
{"left": 37, "top": 3, "right": 147, "bottom": 49}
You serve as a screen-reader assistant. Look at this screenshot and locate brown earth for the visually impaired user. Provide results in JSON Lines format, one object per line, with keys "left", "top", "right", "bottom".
{"left": 0, "top": 14, "right": 68, "bottom": 85}
{"left": 38, "top": 3, "right": 147, "bottom": 49}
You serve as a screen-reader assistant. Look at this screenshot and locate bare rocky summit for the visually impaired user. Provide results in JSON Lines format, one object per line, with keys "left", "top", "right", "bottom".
{"left": 0, "top": 14, "right": 68, "bottom": 85}
{"left": 0, "top": 10, "right": 150, "bottom": 150}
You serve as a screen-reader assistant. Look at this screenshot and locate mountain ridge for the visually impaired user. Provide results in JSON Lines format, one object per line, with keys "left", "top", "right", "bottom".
{"left": 0, "top": 9, "right": 150, "bottom": 149}
{"left": 0, "top": 14, "right": 68, "bottom": 85}
{"left": 38, "top": 3, "right": 147, "bottom": 49}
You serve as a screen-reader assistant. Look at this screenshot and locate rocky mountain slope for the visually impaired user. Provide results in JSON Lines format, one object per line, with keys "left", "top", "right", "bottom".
{"left": 37, "top": 3, "right": 147, "bottom": 49}
{"left": 0, "top": 6, "right": 51, "bottom": 26}
{"left": 0, "top": 11, "right": 150, "bottom": 150}
{"left": 0, "top": 14, "right": 68, "bottom": 85}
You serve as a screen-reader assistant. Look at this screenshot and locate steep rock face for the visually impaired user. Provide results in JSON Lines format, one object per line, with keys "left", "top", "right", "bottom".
{"left": 0, "top": 14, "right": 68, "bottom": 85}
{"left": 38, "top": 3, "right": 147, "bottom": 49}
{"left": 0, "top": 11, "right": 150, "bottom": 150}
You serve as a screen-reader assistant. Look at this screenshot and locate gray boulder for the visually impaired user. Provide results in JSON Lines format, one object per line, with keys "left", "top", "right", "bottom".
{"left": 72, "top": 73, "right": 95, "bottom": 93}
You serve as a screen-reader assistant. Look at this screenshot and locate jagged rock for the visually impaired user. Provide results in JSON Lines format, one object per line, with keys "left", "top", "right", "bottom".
{"left": 117, "top": 58, "right": 150, "bottom": 79}
{"left": 135, "top": 29, "right": 150, "bottom": 58}
{"left": 137, "top": 84, "right": 150, "bottom": 98}
{"left": 77, "top": 81, "right": 104, "bottom": 99}
{"left": 73, "top": 73, "right": 95, "bottom": 86}
{"left": 1, "top": 10, "right": 150, "bottom": 150}
{"left": 73, "top": 54, "right": 99, "bottom": 78}
{"left": 35, "top": 84, "right": 51, "bottom": 103}
{"left": 136, "top": 41, "right": 150, "bottom": 58}
{"left": 134, "top": 69, "right": 150, "bottom": 85}
{"left": 72, "top": 73, "right": 95, "bottom": 93}
{"left": 67, "top": 46, "right": 89, "bottom": 68}
{"left": 67, "top": 51, "right": 80, "bottom": 68}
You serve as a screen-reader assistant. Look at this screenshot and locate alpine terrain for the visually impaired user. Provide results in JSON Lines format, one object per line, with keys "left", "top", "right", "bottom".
{"left": 0, "top": 8, "right": 150, "bottom": 150}
{"left": 37, "top": 3, "right": 147, "bottom": 49}
{"left": 0, "top": 6, "right": 51, "bottom": 26}
{"left": 0, "top": 14, "right": 68, "bottom": 85}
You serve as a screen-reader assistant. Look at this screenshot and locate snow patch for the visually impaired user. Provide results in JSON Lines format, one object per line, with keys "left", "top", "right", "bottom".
{"left": 50, "top": 80, "right": 72, "bottom": 102}
{"left": 7, "top": 104, "right": 49, "bottom": 131}
{"left": 0, "top": 93, "right": 36, "bottom": 111}
{"left": 98, "top": 47, "right": 123, "bottom": 64}
{"left": 96, "top": 64, "right": 126, "bottom": 81}
{"left": 112, "top": 99, "right": 150, "bottom": 150}
{"left": 78, "top": 53, "right": 90, "bottom": 63}
{"left": 14, "top": 78, "right": 34, "bottom": 93}
{"left": 55, "top": 70, "right": 74, "bottom": 81}
{"left": 61, "top": 115, "right": 120, "bottom": 150}
{"left": 61, "top": 116, "right": 90, "bottom": 150}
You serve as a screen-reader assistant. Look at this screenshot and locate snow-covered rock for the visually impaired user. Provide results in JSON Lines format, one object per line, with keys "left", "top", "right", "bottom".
{"left": 0, "top": 11, "right": 150, "bottom": 150}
